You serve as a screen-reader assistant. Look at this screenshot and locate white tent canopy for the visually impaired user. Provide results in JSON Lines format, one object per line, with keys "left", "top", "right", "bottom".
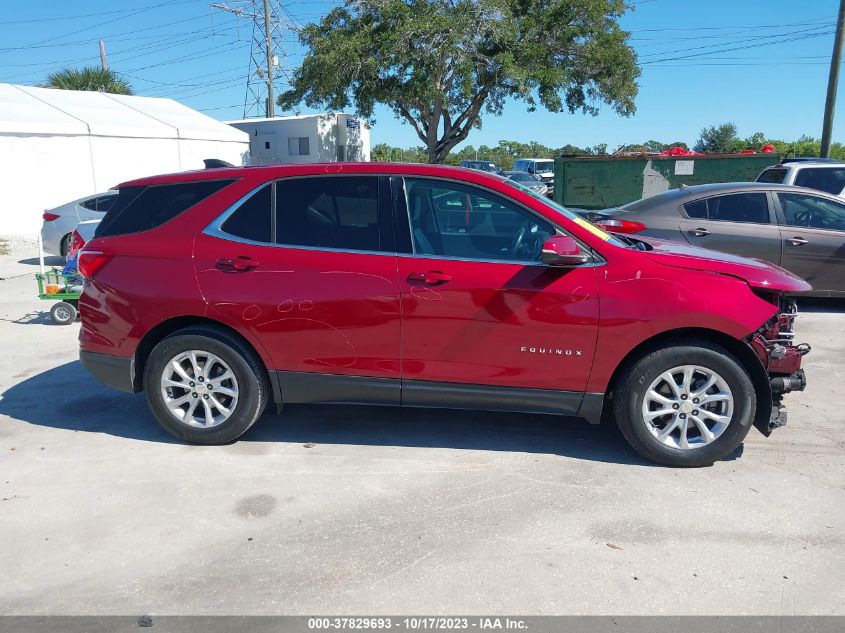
{"left": 0, "top": 84, "right": 249, "bottom": 235}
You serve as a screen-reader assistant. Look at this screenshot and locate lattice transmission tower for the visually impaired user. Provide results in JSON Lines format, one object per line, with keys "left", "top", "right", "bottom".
{"left": 211, "top": 0, "right": 288, "bottom": 118}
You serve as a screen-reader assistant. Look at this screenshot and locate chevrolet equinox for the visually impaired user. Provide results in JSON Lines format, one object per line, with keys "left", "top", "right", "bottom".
{"left": 78, "top": 163, "right": 810, "bottom": 467}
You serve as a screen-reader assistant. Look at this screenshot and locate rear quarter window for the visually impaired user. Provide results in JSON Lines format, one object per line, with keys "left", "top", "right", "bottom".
{"left": 756, "top": 168, "right": 786, "bottom": 184}
{"left": 96, "top": 180, "right": 235, "bottom": 237}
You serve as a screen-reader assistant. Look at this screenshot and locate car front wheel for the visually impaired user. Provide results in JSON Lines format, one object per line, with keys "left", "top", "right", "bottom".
{"left": 613, "top": 340, "right": 756, "bottom": 467}
{"left": 143, "top": 326, "right": 270, "bottom": 444}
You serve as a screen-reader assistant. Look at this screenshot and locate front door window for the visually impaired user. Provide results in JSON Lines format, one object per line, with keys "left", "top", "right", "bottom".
{"left": 403, "top": 177, "right": 554, "bottom": 262}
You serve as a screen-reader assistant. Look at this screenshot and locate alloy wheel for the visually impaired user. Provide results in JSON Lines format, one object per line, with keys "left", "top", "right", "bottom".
{"left": 641, "top": 365, "right": 734, "bottom": 450}
{"left": 159, "top": 350, "right": 239, "bottom": 428}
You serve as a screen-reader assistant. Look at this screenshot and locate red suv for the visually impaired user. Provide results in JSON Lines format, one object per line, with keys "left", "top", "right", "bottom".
{"left": 78, "top": 163, "right": 810, "bottom": 467}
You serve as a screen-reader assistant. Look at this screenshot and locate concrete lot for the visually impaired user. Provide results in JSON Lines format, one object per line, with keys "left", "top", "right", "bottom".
{"left": 0, "top": 237, "right": 843, "bottom": 615}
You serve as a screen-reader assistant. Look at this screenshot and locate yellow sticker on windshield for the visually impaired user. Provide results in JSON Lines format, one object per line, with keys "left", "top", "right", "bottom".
{"left": 572, "top": 215, "right": 612, "bottom": 241}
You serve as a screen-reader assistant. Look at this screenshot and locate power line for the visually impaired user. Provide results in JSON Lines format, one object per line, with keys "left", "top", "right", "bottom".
{"left": 0, "top": 0, "right": 196, "bottom": 26}
{"left": 637, "top": 23, "right": 834, "bottom": 60}
{"left": 0, "top": 0, "right": 199, "bottom": 54}
{"left": 627, "top": 17, "right": 835, "bottom": 33}
{"left": 641, "top": 30, "right": 835, "bottom": 65}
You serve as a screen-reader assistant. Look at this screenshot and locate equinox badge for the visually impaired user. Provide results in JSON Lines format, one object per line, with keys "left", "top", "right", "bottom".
{"left": 520, "top": 346, "right": 583, "bottom": 356}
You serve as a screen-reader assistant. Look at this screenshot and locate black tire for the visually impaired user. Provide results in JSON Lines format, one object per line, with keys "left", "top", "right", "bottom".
{"left": 59, "top": 233, "right": 72, "bottom": 257}
{"left": 50, "top": 301, "right": 77, "bottom": 325}
{"left": 612, "top": 339, "right": 756, "bottom": 467}
{"left": 142, "top": 326, "right": 271, "bottom": 444}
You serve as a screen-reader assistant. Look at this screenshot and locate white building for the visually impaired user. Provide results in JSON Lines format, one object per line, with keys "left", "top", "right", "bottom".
{"left": 0, "top": 84, "right": 249, "bottom": 235}
{"left": 227, "top": 113, "right": 370, "bottom": 165}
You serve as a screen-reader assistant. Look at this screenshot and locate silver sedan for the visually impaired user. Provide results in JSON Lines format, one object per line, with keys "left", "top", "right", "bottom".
{"left": 40, "top": 191, "right": 116, "bottom": 256}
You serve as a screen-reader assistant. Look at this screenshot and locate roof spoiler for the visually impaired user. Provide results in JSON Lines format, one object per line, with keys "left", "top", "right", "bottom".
{"left": 203, "top": 159, "right": 235, "bottom": 169}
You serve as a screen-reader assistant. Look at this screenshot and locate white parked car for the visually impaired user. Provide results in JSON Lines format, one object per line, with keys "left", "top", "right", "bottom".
{"left": 40, "top": 191, "right": 116, "bottom": 256}
{"left": 512, "top": 158, "right": 555, "bottom": 191}
{"left": 756, "top": 159, "right": 845, "bottom": 199}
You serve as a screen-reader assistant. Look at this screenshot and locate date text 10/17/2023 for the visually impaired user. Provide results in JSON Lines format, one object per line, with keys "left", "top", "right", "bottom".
{"left": 307, "top": 618, "right": 528, "bottom": 631}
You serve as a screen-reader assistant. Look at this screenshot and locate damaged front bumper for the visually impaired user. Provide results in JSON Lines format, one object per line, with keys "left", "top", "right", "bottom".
{"left": 749, "top": 298, "right": 811, "bottom": 436}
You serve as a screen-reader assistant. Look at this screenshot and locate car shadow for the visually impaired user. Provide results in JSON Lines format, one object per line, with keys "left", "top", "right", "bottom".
{"left": 2, "top": 310, "right": 60, "bottom": 325}
{"left": 0, "top": 360, "right": 679, "bottom": 467}
{"left": 18, "top": 256, "right": 65, "bottom": 267}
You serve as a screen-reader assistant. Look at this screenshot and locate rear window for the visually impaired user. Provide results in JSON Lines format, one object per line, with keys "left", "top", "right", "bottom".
{"left": 96, "top": 180, "right": 234, "bottom": 237}
{"left": 793, "top": 167, "right": 845, "bottom": 194}
{"left": 756, "top": 168, "right": 786, "bottom": 184}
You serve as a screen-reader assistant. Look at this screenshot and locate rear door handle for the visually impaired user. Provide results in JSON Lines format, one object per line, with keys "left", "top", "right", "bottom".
{"left": 786, "top": 237, "right": 808, "bottom": 246}
{"left": 216, "top": 256, "right": 260, "bottom": 271}
{"left": 407, "top": 270, "right": 452, "bottom": 285}
{"left": 689, "top": 227, "right": 710, "bottom": 237}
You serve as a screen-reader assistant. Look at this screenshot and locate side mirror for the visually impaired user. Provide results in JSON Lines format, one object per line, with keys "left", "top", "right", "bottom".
{"left": 541, "top": 235, "right": 589, "bottom": 267}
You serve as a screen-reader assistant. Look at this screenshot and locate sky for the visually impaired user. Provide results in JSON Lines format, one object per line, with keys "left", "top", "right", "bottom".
{"left": 0, "top": 0, "right": 842, "bottom": 151}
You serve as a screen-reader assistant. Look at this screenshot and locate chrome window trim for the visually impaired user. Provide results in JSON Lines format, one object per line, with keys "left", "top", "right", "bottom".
{"left": 400, "top": 252, "right": 604, "bottom": 268}
{"left": 203, "top": 173, "right": 603, "bottom": 267}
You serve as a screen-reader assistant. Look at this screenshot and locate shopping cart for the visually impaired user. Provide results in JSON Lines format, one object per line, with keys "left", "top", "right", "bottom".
{"left": 35, "top": 234, "right": 81, "bottom": 325}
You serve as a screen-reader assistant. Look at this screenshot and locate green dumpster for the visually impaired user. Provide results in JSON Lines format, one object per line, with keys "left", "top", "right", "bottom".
{"left": 554, "top": 153, "right": 782, "bottom": 210}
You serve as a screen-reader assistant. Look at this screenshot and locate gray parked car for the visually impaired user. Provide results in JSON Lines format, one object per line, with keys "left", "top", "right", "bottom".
{"left": 580, "top": 182, "right": 845, "bottom": 296}
{"left": 501, "top": 170, "right": 550, "bottom": 196}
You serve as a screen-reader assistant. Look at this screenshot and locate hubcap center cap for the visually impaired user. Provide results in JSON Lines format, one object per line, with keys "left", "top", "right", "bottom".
{"left": 680, "top": 400, "right": 694, "bottom": 414}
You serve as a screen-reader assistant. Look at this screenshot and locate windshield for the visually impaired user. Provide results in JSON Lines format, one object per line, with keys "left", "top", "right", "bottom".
{"left": 500, "top": 176, "right": 627, "bottom": 247}
{"left": 508, "top": 172, "right": 540, "bottom": 183}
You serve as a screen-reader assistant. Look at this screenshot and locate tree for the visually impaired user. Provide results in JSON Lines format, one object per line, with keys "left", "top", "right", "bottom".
{"left": 693, "top": 122, "right": 740, "bottom": 154}
{"left": 279, "top": 0, "right": 639, "bottom": 163}
{"left": 44, "top": 67, "right": 133, "bottom": 94}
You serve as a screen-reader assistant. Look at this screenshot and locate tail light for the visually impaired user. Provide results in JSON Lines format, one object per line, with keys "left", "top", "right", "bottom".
{"left": 67, "top": 229, "right": 85, "bottom": 258}
{"left": 77, "top": 250, "right": 111, "bottom": 279}
{"left": 42, "top": 212, "right": 60, "bottom": 221}
{"left": 595, "top": 218, "right": 647, "bottom": 234}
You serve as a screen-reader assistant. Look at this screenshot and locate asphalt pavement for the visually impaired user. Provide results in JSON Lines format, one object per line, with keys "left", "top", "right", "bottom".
{"left": 0, "top": 238, "right": 843, "bottom": 615}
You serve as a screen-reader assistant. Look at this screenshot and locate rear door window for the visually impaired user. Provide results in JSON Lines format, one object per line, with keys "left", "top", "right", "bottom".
{"left": 756, "top": 168, "right": 787, "bottom": 184}
{"left": 793, "top": 167, "right": 845, "bottom": 194}
{"left": 684, "top": 192, "right": 770, "bottom": 224}
{"left": 96, "top": 180, "right": 234, "bottom": 237}
{"left": 274, "top": 176, "right": 381, "bottom": 252}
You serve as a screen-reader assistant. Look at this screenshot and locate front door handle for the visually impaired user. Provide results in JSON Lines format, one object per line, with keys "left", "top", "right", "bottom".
{"left": 786, "top": 237, "right": 808, "bottom": 246}
{"left": 407, "top": 270, "right": 452, "bottom": 285}
{"left": 689, "top": 227, "right": 710, "bottom": 237}
{"left": 216, "top": 256, "right": 260, "bottom": 271}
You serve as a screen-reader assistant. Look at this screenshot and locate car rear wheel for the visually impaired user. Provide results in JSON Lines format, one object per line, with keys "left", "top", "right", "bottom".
{"left": 59, "top": 233, "right": 73, "bottom": 257}
{"left": 143, "top": 326, "right": 270, "bottom": 444}
{"left": 612, "top": 340, "right": 756, "bottom": 467}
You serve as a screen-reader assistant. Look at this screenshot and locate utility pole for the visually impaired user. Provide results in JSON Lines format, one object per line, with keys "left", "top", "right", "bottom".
{"left": 263, "top": 0, "right": 275, "bottom": 117}
{"left": 211, "top": 1, "right": 286, "bottom": 119}
{"left": 821, "top": 0, "right": 845, "bottom": 157}
{"left": 99, "top": 40, "right": 108, "bottom": 71}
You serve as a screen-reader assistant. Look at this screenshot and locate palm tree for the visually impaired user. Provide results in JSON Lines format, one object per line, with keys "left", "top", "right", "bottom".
{"left": 44, "top": 67, "right": 133, "bottom": 95}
